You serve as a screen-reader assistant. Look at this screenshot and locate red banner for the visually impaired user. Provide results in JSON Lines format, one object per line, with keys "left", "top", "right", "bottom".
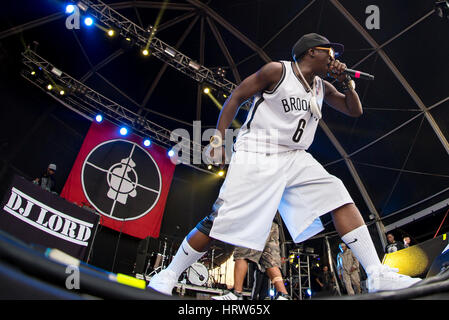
{"left": 61, "top": 120, "right": 175, "bottom": 239}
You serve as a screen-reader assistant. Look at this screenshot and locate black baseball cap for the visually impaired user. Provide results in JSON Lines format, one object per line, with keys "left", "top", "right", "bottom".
{"left": 292, "top": 33, "right": 344, "bottom": 60}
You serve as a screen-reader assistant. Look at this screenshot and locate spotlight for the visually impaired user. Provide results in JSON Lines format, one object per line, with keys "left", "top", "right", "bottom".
{"left": 51, "top": 67, "right": 62, "bottom": 77}
{"left": 306, "top": 288, "right": 312, "bottom": 296}
{"left": 143, "top": 139, "right": 151, "bottom": 147}
{"left": 203, "top": 87, "right": 210, "bottom": 94}
{"left": 77, "top": 2, "right": 88, "bottom": 12}
{"left": 269, "top": 289, "right": 275, "bottom": 297}
{"left": 217, "top": 67, "right": 226, "bottom": 77}
{"left": 95, "top": 114, "right": 103, "bottom": 123}
{"left": 47, "top": 84, "right": 53, "bottom": 90}
{"left": 218, "top": 170, "right": 225, "bottom": 177}
{"left": 59, "top": 90, "right": 65, "bottom": 95}
{"left": 107, "top": 29, "right": 115, "bottom": 37}
{"left": 119, "top": 127, "right": 128, "bottom": 136}
{"left": 31, "top": 70, "right": 36, "bottom": 76}
{"left": 164, "top": 47, "right": 176, "bottom": 58}
{"left": 207, "top": 164, "right": 212, "bottom": 170}
{"left": 147, "top": 25, "right": 157, "bottom": 35}
{"left": 84, "top": 17, "right": 94, "bottom": 27}
{"left": 189, "top": 60, "right": 201, "bottom": 71}
{"left": 65, "top": 4, "right": 75, "bottom": 14}
{"left": 142, "top": 49, "right": 150, "bottom": 56}
{"left": 168, "top": 149, "right": 175, "bottom": 157}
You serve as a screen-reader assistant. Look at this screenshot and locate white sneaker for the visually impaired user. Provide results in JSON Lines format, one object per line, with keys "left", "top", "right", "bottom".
{"left": 366, "top": 265, "right": 422, "bottom": 293}
{"left": 148, "top": 269, "right": 177, "bottom": 296}
{"left": 275, "top": 293, "right": 291, "bottom": 300}
{"left": 211, "top": 291, "right": 243, "bottom": 300}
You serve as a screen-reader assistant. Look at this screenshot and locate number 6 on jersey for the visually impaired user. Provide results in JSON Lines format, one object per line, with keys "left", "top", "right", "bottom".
{"left": 292, "top": 119, "right": 307, "bottom": 143}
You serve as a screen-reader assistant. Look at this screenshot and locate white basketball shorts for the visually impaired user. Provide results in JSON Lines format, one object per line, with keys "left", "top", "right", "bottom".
{"left": 196, "top": 149, "right": 354, "bottom": 251}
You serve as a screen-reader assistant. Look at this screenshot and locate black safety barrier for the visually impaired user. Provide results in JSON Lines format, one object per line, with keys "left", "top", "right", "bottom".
{"left": 0, "top": 231, "right": 184, "bottom": 300}
{"left": 0, "top": 261, "right": 94, "bottom": 300}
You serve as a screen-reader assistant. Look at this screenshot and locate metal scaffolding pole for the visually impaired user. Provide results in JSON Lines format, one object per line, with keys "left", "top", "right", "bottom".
{"left": 325, "top": 236, "right": 342, "bottom": 296}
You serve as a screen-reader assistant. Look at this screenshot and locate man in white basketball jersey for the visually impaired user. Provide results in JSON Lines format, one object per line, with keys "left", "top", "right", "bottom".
{"left": 149, "top": 33, "right": 421, "bottom": 296}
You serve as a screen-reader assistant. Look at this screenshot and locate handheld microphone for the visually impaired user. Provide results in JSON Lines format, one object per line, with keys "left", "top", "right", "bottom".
{"left": 344, "top": 68, "right": 375, "bottom": 81}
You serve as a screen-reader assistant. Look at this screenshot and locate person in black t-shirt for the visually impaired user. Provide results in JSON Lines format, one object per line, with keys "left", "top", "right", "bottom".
{"left": 384, "top": 233, "right": 404, "bottom": 253}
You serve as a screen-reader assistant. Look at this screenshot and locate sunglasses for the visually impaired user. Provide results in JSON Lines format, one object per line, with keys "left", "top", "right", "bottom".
{"left": 314, "top": 46, "right": 335, "bottom": 59}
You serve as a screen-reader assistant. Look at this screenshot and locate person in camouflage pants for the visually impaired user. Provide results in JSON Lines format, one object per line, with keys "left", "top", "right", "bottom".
{"left": 212, "top": 218, "right": 290, "bottom": 300}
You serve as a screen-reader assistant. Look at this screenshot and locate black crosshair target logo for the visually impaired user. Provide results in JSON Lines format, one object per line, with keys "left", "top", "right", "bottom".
{"left": 81, "top": 139, "right": 162, "bottom": 221}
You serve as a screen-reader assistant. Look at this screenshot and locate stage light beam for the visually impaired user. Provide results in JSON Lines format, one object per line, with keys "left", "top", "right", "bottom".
{"left": 203, "top": 89, "right": 241, "bottom": 128}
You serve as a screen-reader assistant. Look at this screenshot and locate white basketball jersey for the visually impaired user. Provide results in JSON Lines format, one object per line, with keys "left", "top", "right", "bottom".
{"left": 234, "top": 60, "right": 325, "bottom": 154}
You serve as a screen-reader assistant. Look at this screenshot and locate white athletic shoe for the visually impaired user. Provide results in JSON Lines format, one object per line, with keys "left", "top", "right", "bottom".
{"left": 211, "top": 290, "right": 244, "bottom": 300}
{"left": 147, "top": 269, "right": 177, "bottom": 296}
{"left": 275, "top": 293, "right": 291, "bottom": 300}
{"left": 366, "top": 265, "right": 422, "bottom": 293}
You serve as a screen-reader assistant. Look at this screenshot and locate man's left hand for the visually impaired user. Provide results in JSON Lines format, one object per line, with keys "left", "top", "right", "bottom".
{"left": 328, "top": 59, "right": 347, "bottom": 82}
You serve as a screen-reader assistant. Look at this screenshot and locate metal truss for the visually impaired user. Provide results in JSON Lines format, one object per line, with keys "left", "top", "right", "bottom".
{"left": 288, "top": 250, "right": 316, "bottom": 300}
{"left": 21, "top": 47, "right": 213, "bottom": 175}
{"left": 75, "top": 0, "right": 252, "bottom": 108}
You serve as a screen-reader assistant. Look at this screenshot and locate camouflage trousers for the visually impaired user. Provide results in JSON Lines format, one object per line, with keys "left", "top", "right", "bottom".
{"left": 233, "top": 222, "right": 281, "bottom": 272}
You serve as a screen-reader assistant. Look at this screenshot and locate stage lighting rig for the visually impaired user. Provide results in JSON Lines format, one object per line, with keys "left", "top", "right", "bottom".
{"left": 74, "top": 0, "right": 251, "bottom": 109}
{"left": 20, "top": 47, "right": 214, "bottom": 175}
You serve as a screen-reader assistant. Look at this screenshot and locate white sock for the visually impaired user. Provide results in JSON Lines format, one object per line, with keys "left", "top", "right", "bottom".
{"left": 341, "top": 225, "right": 382, "bottom": 272}
{"left": 165, "top": 237, "right": 207, "bottom": 278}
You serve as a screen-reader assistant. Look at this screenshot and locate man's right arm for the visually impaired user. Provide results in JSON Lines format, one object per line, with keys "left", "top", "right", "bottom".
{"left": 214, "top": 61, "right": 283, "bottom": 139}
